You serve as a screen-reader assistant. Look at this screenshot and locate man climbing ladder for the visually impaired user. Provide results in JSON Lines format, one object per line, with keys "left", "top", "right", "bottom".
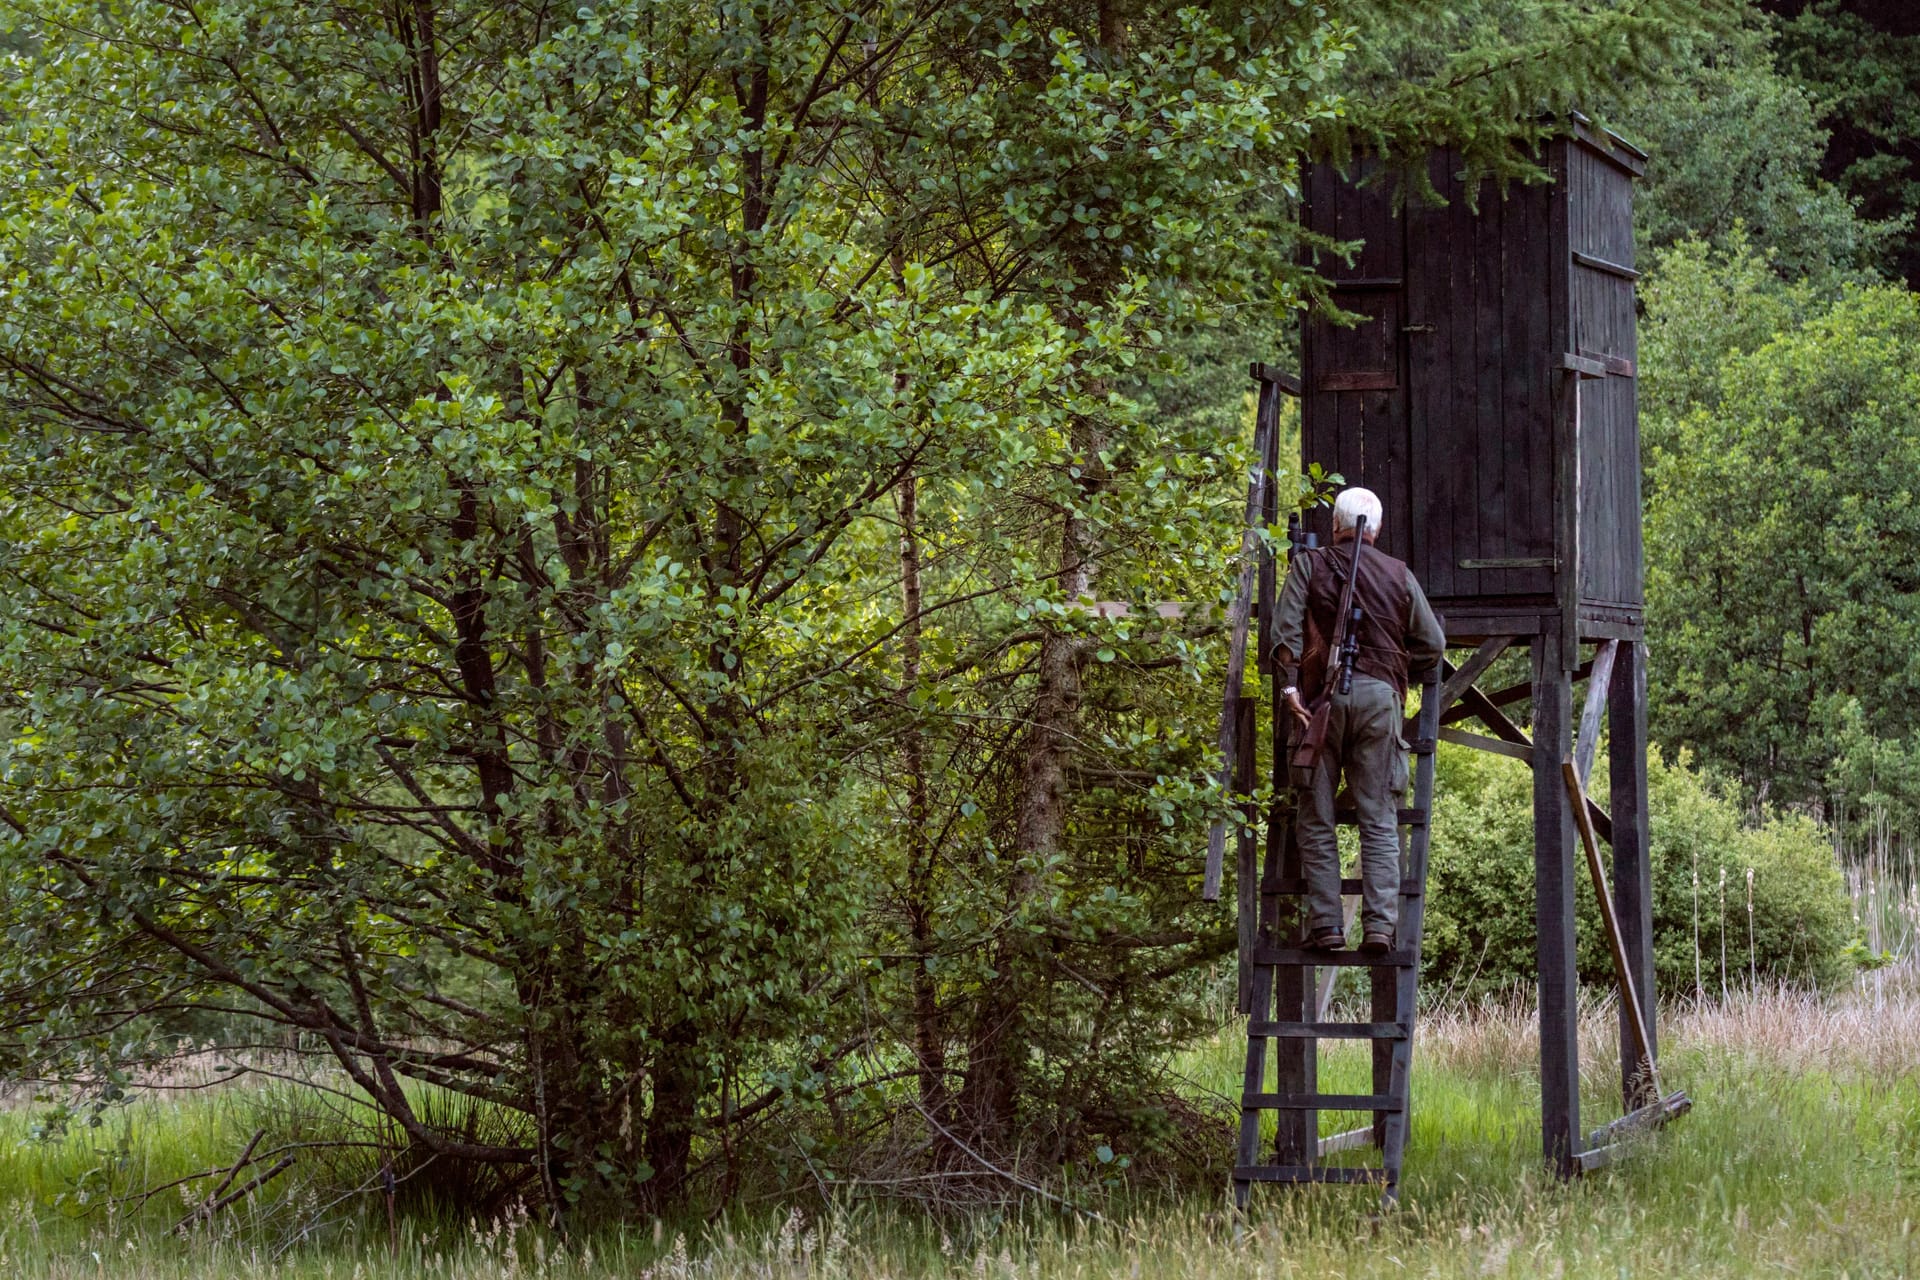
{"left": 1274, "top": 488, "right": 1445, "bottom": 954}
{"left": 1232, "top": 484, "right": 1447, "bottom": 1202}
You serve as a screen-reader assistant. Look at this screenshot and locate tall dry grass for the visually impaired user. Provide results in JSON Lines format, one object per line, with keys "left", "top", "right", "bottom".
{"left": 1842, "top": 820, "right": 1920, "bottom": 963}
{"left": 0, "top": 979, "right": 1915, "bottom": 1279}
{"left": 1414, "top": 969, "right": 1920, "bottom": 1083}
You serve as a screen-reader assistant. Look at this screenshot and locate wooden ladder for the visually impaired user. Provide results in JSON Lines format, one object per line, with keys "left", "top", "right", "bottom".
{"left": 1232, "top": 666, "right": 1441, "bottom": 1206}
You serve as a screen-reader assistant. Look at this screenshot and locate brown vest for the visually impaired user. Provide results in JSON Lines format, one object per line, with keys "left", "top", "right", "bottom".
{"left": 1299, "top": 539, "right": 1415, "bottom": 699}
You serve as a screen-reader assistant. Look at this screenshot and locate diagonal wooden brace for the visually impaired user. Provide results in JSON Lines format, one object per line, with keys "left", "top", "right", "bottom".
{"left": 1428, "top": 656, "right": 1615, "bottom": 844}
{"left": 1565, "top": 760, "right": 1663, "bottom": 1109}
{"left": 1425, "top": 637, "right": 1513, "bottom": 729}
{"left": 1572, "top": 640, "right": 1619, "bottom": 786}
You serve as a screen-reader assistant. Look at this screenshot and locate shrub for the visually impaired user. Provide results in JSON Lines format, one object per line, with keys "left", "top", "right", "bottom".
{"left": 1422, "top": 743, "right": 1852, "bottom": 999}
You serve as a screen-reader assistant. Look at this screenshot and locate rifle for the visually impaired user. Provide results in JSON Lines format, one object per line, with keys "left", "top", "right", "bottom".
{"left": 1338, "top": 600, "right": 1364, "bottom": 694}
{"left": 1288, "top": 515, "right": 1368, "bottom": 773}
{"left": 1288, "top": 512, "right": 1320, "bottom": 553}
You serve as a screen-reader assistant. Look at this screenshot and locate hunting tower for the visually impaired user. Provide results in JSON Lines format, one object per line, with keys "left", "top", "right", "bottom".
{"left": 1226, "top": 120, "right": 1686, "bottom": 1201}
{"left": 1295, "top": 127, "right": 1643, "bottom": 637}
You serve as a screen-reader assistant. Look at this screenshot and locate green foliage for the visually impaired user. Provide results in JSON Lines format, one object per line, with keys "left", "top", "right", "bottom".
{"left": 0, "top": 0, "right": 1850, "bottom": 1227}
{"left": 1328, "top": 0, "right": 1745, "bottom": 189}
{"left": 1324, "top": 2, "right": 1893, "bottom": 281}
{"left": 1635, "top": 751, "right": 1853, "bottom": 993}
{"left": 1640, "top": 259, "right": 1920, "bottom": 830}
{"left": 1638, "top": 232, "right": 1824, "bottom": 430}
{"left": 0, "top": 0, "right": 1356, "bottom": 1219}
{"left": 1423, "top": 744, "right": 1853, "bottom": 997}
{"left": 1612, "top": 22, "right": 1895, "bottom": 281}
{"left": 1771, "top": 0, "right": 1920, "bottom": 285}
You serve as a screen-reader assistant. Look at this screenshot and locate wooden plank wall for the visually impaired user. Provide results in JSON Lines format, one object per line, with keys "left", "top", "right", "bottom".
{"left": 1569, "top": 142, "right": 1645, "bottom": 610}
{"left": 1300, "top": 140, "right": 1640, "bottom": 619}
{"left": 1300, "top": 157, "right": 1411, "bottom": 561}
{"left": 1404, "top": 152, "right": 1556, "bottom": 603}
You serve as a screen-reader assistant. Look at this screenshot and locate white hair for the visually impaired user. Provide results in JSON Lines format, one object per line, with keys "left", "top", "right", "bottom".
{"left": 1333, "top": 487, "right": 1384, "bottom": 536}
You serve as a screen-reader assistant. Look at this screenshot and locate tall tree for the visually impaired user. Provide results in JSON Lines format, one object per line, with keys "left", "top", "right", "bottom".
{"left": 1612, "top": 20, "right": 1893, "bottom": 280}
{"left": 0, "top": 0, "right": 1343, "bottom": 1217}
{"left": 1767, "top": 0, "right": 1920, "bottom": 284}
{"left": 0, "top": 0, "right": 1755, "bottom": 1223}
{"left": 1641, "top": 244, "right": 1920, "bottom": 825}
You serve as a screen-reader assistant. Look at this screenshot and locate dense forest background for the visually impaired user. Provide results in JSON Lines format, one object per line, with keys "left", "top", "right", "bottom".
{"left": 0, "top": 0, "right": 1914, "bottom": 1229}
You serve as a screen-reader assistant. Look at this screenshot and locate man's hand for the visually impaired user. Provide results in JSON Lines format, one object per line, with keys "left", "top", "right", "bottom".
{"left": 1283, "top": 687, "right": 1312, "bottom": 729}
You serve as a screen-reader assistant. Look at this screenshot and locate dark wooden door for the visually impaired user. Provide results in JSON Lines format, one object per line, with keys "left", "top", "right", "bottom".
{"left": 1404, "top": 152, "right": 1557, "bottom": 603}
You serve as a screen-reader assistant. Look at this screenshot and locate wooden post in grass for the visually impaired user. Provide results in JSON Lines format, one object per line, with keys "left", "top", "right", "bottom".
{"left": 1533, "top": 629, "right": 1582, "bottom": 1177}
{"left": 1609, "top": 640, "right": 1659, "bottom": 1100}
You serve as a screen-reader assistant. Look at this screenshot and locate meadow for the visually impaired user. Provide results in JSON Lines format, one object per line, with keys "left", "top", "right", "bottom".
{"left": 0, "top": 974, "right": 1913, "bottom": 1279}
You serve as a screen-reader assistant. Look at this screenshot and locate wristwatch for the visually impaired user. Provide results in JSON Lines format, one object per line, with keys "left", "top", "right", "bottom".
{"left": 1281, "top": 686, "right": 1298, "bottom": 697}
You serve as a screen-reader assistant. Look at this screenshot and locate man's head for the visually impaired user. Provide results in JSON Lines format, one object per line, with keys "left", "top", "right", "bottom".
{"left": 1333, "top": 487, "right": 1383, "bottom": 542}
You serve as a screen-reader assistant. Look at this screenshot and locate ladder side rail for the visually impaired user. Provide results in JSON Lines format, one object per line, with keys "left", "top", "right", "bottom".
{"left": 1382, "top": 664, "right": 1443, "bottom": 1190}
{"left": 1271, "top": 736, "right": 1316, "bottom": 1165}
{"left": 1234, "top": 695, "right": 1259, "bottom": 1015}
{"left": 1268, "top": 507, "right": 1316, "bottom": 1169}
{"left": 1233, "top": 961, "right": 1277, "bottom": 1210}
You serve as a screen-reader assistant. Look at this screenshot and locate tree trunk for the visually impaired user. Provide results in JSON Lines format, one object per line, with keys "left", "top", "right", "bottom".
{"left": 514, "top": 954, "right": 633, "bottom": 1229}
{"left": 643, "top": 1019, "right": 703, "bottom": 1212}
{"left": 896, "top": 475, "right": 948, "bottom": 1119}
{"left": 958, "top": 413, "right": 1104, "bottom": 1144}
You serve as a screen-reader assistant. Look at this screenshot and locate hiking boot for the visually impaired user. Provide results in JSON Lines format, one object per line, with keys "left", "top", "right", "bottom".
{"left": 1305, "top": 926, "right": 1348, "bottom": 951}
{"left": 1358, "top": 931, "right": 1393, "bottom": 956}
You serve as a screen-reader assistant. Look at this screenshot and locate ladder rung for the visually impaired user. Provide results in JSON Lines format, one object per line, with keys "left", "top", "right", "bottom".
{"left": 1244, "top": 1092, "right": 1404, "bottom": 1112}
{"left": 1334, "top": 807, "right": 1427, "bottom": 826}
{"left": 1249, "top": 1020, "right": 1407, "bottom": 1040}
{"left": 1234, "top": 1164, "right": 1391, "bottom": 1185}
{"left": 1255, "top": 947, "right": 1416, "bottom": 968}
{"left": 1263, "top": 876, "right": 1422, "bottom": 897}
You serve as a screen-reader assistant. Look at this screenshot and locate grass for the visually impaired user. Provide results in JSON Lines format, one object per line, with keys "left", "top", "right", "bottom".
{"left": 1845, "top": 830, "right": 1920, "bottom": 965}
{"left": 0, "top": 979, "right": 1915, "bottom": 1278}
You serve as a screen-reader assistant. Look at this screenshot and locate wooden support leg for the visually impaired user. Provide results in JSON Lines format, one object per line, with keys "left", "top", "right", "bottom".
{"left": 1532, "top": 630, "right": 1581, "bottom": 1176}
{"left": 1271, "top": 685, "right": 1314, "bottom": 1165}
{"left": 1234, "top": 959, "right": 1275, "bottom": 1209}
{"left": 1235, "top": 696, "right": 1258, "bottom": 1015}
{"left": 1608, "top": 640, "right": 1658, "bottom": 1106}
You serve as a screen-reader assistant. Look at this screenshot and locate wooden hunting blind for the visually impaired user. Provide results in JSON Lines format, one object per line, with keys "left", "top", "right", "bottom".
{"left": 1296, "top": 129, "right": 1644, "bottom": 640}
{"left": 1223, "top": 120, "right": 1688, "bottom": 1203}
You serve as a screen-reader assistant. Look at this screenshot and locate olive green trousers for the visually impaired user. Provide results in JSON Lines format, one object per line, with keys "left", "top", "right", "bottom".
{"left": 1293, "top": 675, "right": 1408, "bottom": 938}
